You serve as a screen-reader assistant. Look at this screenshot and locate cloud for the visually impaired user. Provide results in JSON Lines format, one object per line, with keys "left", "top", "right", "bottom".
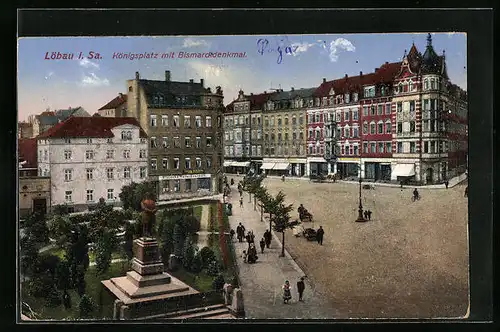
{"left": 80, "top": 72, "right": 110, "bottom": 87}
{"left": 183, "top": 38, "right": 210, "bottom": 48}
{"left": 290, "top": 42, "right": 315, "bottom": 56}
{"left": 329, "top": 38, "right": 356, "bottom": 62}
{"left": 79, "top": 57, "right": 100, "bottom": 69}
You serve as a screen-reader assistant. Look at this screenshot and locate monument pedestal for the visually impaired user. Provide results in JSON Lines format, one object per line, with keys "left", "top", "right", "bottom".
{"left": 102, "top": 237, "right": 199, "bottom": 319}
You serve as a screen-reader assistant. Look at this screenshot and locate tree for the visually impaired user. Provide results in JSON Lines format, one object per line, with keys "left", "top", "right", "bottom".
{"left": 48, "top": 215, "right": 73, "bottom": 248}
{"left": 122, "top": 222, "right": 134, "bottom": 261}
{"left": 206, "top": 259, "right": 219, "bottom": 277}
{"left": 94, "top": 230, "right": 116, "bottom": 275}
{"left": 212, "top": 274, "right": 225, "bottom": 291}
{"left": 55, "top": 259, "right": 72, "bottom": 291}
{"left": 172, "top": 222, "right": 186, "bottom": 257}
{"left": 190, "top": 251, "right": 203, "bottom": 273}
{"left": 253, "top": 186, "right": 269, "bottom": 223}
{"left": 79, "top": 294, "right": 95, "bottom": 319}
{"left": 182, "top": 236, "right": 196, "bottom": 269}
{"left": 246, "top": 177, "right": 264, "bottom": 211}
{"left": 271, "top": 193, "right": 294, "bottom": 258}
{"left": 45, "top": 284, "right": 62, "bottom": 307}
{"left": 198, "top": 246, "right": 216, "bottom": 269}
{"left": 20, "top": 235, "right": 39, "bottom": 281}
{"left": 74, "top": 265, "right": 86, "bottom": 297}
{"left": 22, "top": 212, "right": 49, "bottom": 246}
{"left": 262, "top": 191, "right": 286, "bottom": 233}
{"left": 119, "top": 181, "right": 157, "bottom": 212}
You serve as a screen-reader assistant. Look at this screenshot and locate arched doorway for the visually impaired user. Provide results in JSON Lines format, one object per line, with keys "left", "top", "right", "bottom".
{"left": 426, "top": 168, "right": 434, "bottom": 184}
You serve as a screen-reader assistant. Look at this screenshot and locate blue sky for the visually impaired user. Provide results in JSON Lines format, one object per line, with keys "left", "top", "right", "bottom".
{"left": 17, "top": 33, "right": 466, "bottom": 121}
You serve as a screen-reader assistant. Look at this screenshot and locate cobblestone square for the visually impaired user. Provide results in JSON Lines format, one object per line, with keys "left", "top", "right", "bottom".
{"left": 262, "top": 177, "right": 469, "bottom": 318}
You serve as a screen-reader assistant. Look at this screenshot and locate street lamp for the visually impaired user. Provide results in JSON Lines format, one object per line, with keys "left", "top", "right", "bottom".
{"left": 355, "top": 163, "right": 367, "bottom": 222}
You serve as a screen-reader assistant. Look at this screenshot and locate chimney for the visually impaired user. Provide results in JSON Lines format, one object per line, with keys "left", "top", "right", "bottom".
{"left": 200, "top": 78, "right": 204, "bottom": 87}
{"left": 165, "top": 70, "right": 171, "bottom": 82}
{"left": 135, "top": 71, "right": 140, "bottom": 80}
{"left": 385, "top": 61, "right": 389, "bottom": 65}
{"left": 250, "top": 93, "right": 254, "bottom": 96}
{"left": 360, "top": 71, "right": 363, "bottom": 76}
{"left": 119, "top": 93, "right": 123, "bottom": 98}
{"left": 264, "top": 91, "right": 267, "bottom": 94}
{"left": 291, "top": 87, "right": 295, "bottom": 91}
{"left": 344, "top": 74, "right": 348, "bottom": 79}
{"left": 322, "top": 78, "right": 326, "bottom": 83}
{"left": 189, "top": 79, "right": 194, "bottom": 84}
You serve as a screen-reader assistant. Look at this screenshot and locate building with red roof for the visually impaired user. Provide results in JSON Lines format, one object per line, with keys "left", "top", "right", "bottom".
{"left": 97, "top": 93, "right": 128, "bottom": 117}
{"left": 36, "top": 116, "right": 148, "bottom": 212}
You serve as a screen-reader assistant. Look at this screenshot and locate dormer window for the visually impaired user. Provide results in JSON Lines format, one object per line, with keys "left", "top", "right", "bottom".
{"left": 380, "top": 86, "right": 386, "bottom": 96}
{"left": 345, "top": 93, "right": 350, "bottom": 104}
{"left": 409, "top": 81, "right": 414, "bottom": 91}
{"left": 353, "top": 93, "right": 358, "bottom": 102}
{"left": 398, "top": 83, "right": 403, "bottom": 93}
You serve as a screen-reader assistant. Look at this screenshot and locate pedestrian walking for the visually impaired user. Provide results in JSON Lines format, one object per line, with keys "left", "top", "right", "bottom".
{"left": 237, "top": 223, "right": 245, "bottom": 243}
{"left": 363, "top": 210, "right": 368, "bottom": 220}
{"left": 296, "top": 277, "right": 305, "bottom": 301}
{"left": 264, "top": 230, "right": 272, "bottom": 248}
{"left": 239, "top": 197, "right": 243, "bottom": 208}
{"left": 445, "top": 180, "right": 449, "bottom": 189}
{"left": 464, "top": 186, "right": 468, "bottom": 197}
{"left": 316, "top": 226, "right": 324, "bottom": 245}
{"left": 367, "top": 210, "right": 372, "bottom": 221}
{"left": 259, "top": 238, "right": 265, "bottom": 253}
{"left": 230, "top": 228, "right": 235, "bottom": 241}
{"left": 250, "top": 231, "right": 255, "bottom": 244}
{"left": 242, "top": 250, "right": 247, "bottom": 263}
{"left": 282, "top": 280, "right": 292, "bottom": 304}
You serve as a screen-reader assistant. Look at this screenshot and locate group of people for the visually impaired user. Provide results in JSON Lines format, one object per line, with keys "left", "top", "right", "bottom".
{"left": 282, "top": 277, "right": 306, "bottom": 304}
{"left": 363, "top": 210, "right": 373, "bottom": 221}
{"left": 235, "top": 222, "right": 274, "bottom": 265}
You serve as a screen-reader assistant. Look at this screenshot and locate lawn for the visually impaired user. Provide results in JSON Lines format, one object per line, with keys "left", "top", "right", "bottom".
{"left": 168, "top": 268, "right": 214, "bottom": 292}
{"left": 43, "top": 247, "right": 123, "bottom": 263}
{"left": 21, "top": 262, "right": 130, "bottom": 320}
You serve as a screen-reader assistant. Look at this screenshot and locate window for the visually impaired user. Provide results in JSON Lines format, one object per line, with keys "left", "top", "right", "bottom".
{"left": 150, "top": 115, "right": 157, "bottom": 127}
{"left": 138, "top": 149, "right": 147, "bottom": 159}
{"left": 431, "top": 79, "right": 436, "bottom": 90}
{"left": 353, "top": 127, "right": 359, "bottom": 138}
{"left": 370, "top": 122, "right": 376, "bottom": 135}
{"left": 173, "top": 158, "right": 180, "bottom": 169}
{"left": 123, "top": 150, "right": 130, "bottom": 159}
{"left": 284, "top": 117, "right": 289, "bottom": 125}
{"left": 363, "top": 142, "right": 368, "bottom": 153}
{"left": 292, "top": 116, "right": 297, "bottom": 125}
{"left": 299, "top": 115, "right": 304, "bottom": 125}
{"left": 363, "top": 122, "right": 368, "bottom": 135}
{"left": 185, "top": 179, "right": 192, "bottom": 192}
{"left": 308, "top": 129, "right": 313, "bottom": 139}
{"left": 195, "top": 116, "right": 202, "bottom": 128}
{"left": 344, "top": 127, "right": 349, "bottom": 138}
{"left": 410, "top": 142, "right": 416, "bottom": 153}
{"left": 369, "top": 105, "right": 375, "bottom": 116}
{"left": 196, "top": 158, "right": 202, "bottom": 168}
{"left": 173, "top": 137, "right": 180, "bottom": 148}
{"left": 410, "top": 121, "right": 416, "bottom": 132}
{"left": 206, "top": 137, "right": 212, "bottom": 147}
{"left": 363, "top": 106, "right": 368, "bottom": 116}
{"left": 64, "top": 169, "right": 72, "bottom": 182}
{"left": 162, "top": 158, "right": 168, "bottom": 169}
{"left": 185, "top": 158, "right": 191, "bottom": 169}
{"left": 196, "top": 136, "right": 201, "bottom": 148}
{"left": 64, "top": 150, "right": 72, "bottom": 160}
{"left": 277, "top": 118, "right": 282, "bottom": 126}
{"left": 377, "top": 105, "right": 383, "bottom": 115}
{"left": 344, "top": 111, "right": 350, "bottom": 121}
{"left": 378, "top": 142, "right": 384, "bottom": 153}
{"left": 397, "top": 102, "right": 402, "bottom": 112}
{"left": 397, "top": 142, "right": 403, "bottom": 153}
{"left": 385, "top": 103, "right": 391, "bottom": 114}
{"left": 106, "top": 168, "right": 114, "bottom": 180}
{"left": 184, "top": 137, "right": 191, "bottom": 148}
{"left": 299, "top": 132, "right": 304, "bottom": 140}
{"left": 106, "top": 150, "right": 114, "bottom": 159}
{"left": 410, "top": 101, "right": 415, "bottom": 113}
{"left": 397, "top": 122, "right": 403, "bottom": 133}
{"left": 370, "top": 142, "right": 376, "bottom": 153}
{"left": 86, "top": 189, "right": 94, "bottom": 202}
{"left": 206, "top": 158, "right": 212, "bottom": 168}
{"left": 424, "top": 141, "right": 429, "bottom": 153}
{"left": 107, "top": 189, "right": 114, "bottom": 200}
{"left": 151, "top": 159, "right": 157, "bottom": 171}
{"left": 386, "top": 142, "right": 392, "bottom": 153}
{"left": 150, "top": 137, "right": 158, "bottom": 148}
{"left": 124, "top": 167, "right": 131, "bottom": 178}
{"left": 173, "top": 115, "right": 180, "bottom": 127}
{"left": 173, "top": 180, "right": 180, "bottom": 192}
{"left": 353, "top": 145, "right": 359, "bottom": 155}
{"left": 86, "top": 138, "right": 93, "bottom": 144}
{"left": 86, "top": 168, "right": 93, "bottom": 180}
{"left": 430, "top": 141, "right": 435, "bottom": 153}
{"left": 345, "top": 145, "right": 350, "bottom": 155}
{"left": 336, "top": 112, "right": 341, "bottom": 122}
{"left": 385, "top": 121, "right": 392, "bottom": 134}
{"left": 161, "top": 115, "right": 168, "bottom": 126}
{"left": 65, "top": 190, "right": 72, "bottom": 202}
{"left": 292, "top": 132, "right": 297, "bottom": 140}
{"left": 353, "top": 93, "right": 358, "bottom": 102}
{"left": 352, "top": 110, "right": 358, "bottom": 120}
{"left": 206, "top": 116, "right": 212, "bottom": 127}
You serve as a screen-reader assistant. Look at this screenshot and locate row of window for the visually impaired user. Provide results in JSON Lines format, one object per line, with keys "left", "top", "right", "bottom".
{"left": 225, "top": 115, "right": 262, "bottom": 127}
{"left": 150, "top": 114, "right": 212, "bottom": 128}
{"left": 225, "top": 145, "right": 262, "bottom": 157}
{"left": 362, "top": 103, "right": 392, "bottom": 117}
{"left": 264, "top": 132, "right": 305, "bottom": 141}
{"left": 150, "top": 136, "right": 212, "bottom": 149}
{"left": 264, "top": 115, "right": 305, "bottom": 127}
{"left": 362, "top": 121, "right": 392, "bottom": 135}
{"left": 64, "top": 188, "right": 117, "bottom": 203}
{"left": 150, "top": 157, "right": 212, "bottom": 171}
{"left": 263, "top": 146, "right": 305, "bottom": 156}
{"left": 61, "top": 149, "right": 148, "bottom": 161}
{"left": 225, "top": 130, "right": 263, "bottom": 142}
{"left": 161, "top": 178, "right": 211, "bottom": 193}
{"left": 63, "top": 167, "right": 147, "bottom": 182}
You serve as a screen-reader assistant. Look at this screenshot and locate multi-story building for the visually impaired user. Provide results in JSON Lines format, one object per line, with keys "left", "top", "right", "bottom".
{"left": 32, "top": 107, "right": 90, "bottom": 137}
{"left": 36, "top": 117, "right": 148, "bottom": 212}
{"left": 18, "top": 138, "right": 50, "bottom": 217}
{"left": 126, "top": 71, "right": 225, "bottom": 199}
{"left": 261, "top": 88, "right": 313, "bottom": 177}
{"left": 224, "top": 90, "right": 270, "bottom": 174}
{"left": 359, "top": 62, "right": 401, "bottom": 180}
{"left": 18, "top": 122, "right": 34, "bottom": 139}
{"left": 391, "top": 34, "right": 467, "bottom": 184}
{"left": 97, "top": 93, "right": 128, "bottom": 117}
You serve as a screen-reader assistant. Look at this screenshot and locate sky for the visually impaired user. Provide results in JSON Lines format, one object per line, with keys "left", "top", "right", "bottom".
{"left": 17, "top": 33, "right": 467, "bottom": 122}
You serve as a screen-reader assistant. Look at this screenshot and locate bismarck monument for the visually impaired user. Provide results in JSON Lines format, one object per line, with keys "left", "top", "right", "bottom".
{"left": 102, "top": 199, "right": 198, "bottom": 320}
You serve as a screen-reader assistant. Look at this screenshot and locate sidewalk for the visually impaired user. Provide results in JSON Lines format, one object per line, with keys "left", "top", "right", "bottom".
{"left": 225, "top": 185, "right": 337, "bottom": 319}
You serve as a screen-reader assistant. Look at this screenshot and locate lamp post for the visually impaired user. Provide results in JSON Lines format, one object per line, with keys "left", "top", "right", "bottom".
{"left": 355, "top": 163, "right": 367, "bottom": 222}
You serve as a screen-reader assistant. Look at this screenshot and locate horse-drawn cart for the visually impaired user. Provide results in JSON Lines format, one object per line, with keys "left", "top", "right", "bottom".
{"left": 303, "top": 228, "right": 317, "bottom": 241}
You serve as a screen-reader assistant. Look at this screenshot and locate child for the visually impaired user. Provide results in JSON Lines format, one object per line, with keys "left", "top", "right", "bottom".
{"left": 242, "top": 250, "right": 247, "bottom": 263}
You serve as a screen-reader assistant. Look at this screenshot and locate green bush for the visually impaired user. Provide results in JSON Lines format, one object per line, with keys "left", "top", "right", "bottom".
{"left": 45, "top": 285, "right": 62, "bottom": 308}
{"left": 190, "top": 252, "right": 203, "bottom": 273}
{"left": 199, "top": 246, "right": 216, "bottom": 268}
{"left": 182, "top": 236, "right": 196, "bottom": 269}
{"left": 212, "top": 274, "right": 225, "bottom": 291}
{"left": 206, "top": 259, "right": 219, "bottom": 277}
{"left": 79, "top": 294, "right": 95, "bottom": 319}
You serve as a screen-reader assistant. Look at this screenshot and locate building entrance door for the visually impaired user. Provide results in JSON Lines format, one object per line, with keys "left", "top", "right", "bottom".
{"left": 426, "top": 168, "right": 434, "bottom": 184}
{"left": 33, "top": 198, "right": 47, "bottom": 218}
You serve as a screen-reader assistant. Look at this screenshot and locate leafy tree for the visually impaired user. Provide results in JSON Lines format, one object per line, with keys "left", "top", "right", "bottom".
{"left": 79, "top": 294, "right": 95, "bottom": 319}
{"left": 35, "top": 254, "right": 61, "bottom": 277}
{"left": 94, "top": 230, "right": 117, "bottom": 275}
{"left": 20, "top": 235, "right": 39, "bottom": 281}
{"left": 212, "top": 274, "right": 225, "bottom": 291}
{"left": 206, "top": 259, "right": 219, "bottom": 277}
{"left": 48, "top": 215, "right": 73, "bottom": 247}
{"left": 55, "top": 259, "right": 72, "bottom": 291}
{"left": 26, "top": 271, "right": 53, "bottom": 298}
{"left": 270, "top": 192, "right": 294, "bottom": 258}
{"left": 122, "top": 222, "right": 134, "bottom": 261}
{"left": 198, "top": 246, "right": 216, "bottom": 269}
{"left": 22, "top": 212, "right": 49, "bottom": 246}
{"left": 119, "top": 181, "right": 157, "bottom": 212}
{"left": 190, "top": 251, "right": 203, "bottom": 273}
{"left": 172, "top": 223, "right": 186, "bottom": 257}
{"left": 74, "top": 265, "right": 86, "bottom": 297}
{"left": 182, "top": 236, "right": 196, "bottom": 269}
{"left": 45, "top": 284, "right": 62, "bottom": 307}
{"left": 52, "top": 204, "right": 70, "bottom": 216}
{"left": 253, "top": 186, "right": 269, "bottom": 222}
{"left": 62, "top": 290, "right": 72, "bottom": 309}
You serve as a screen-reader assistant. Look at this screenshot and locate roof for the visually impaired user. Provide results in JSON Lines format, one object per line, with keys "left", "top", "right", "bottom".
{"left": 225, "top": 91, "right": 277, "bottom": 112}
{"left": 139, "top": 80, "right": 207, "bottom": 96}
{"left": 18, "top": 138, "right": 37, "bottom": 169}
{"left": 36, "top": 106, "right": 88, "bottom": 125}
{"left": 98, "top": 94, "right": 128, "bottom": 110}
{"left": 37, "top": 117, "right": 147, "bottom": 139}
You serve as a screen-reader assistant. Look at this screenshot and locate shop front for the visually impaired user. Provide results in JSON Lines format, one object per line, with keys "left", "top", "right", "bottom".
{"left": 261, "top": 159, "right": 290, "bottom": 176}
{"left": 336, "top": 158, "right": 360, "bottom": 179}
{"left": 223, "top": 160, "right": 250, "bottom": 174}
{"left": 306, "top": 157, "right": 329, "bottom": 177}
{"left": 391, "top": 163, "right": 416, "bottom": 183}
{"left": 287, "top": 158, "right": 307, "bottom": 177}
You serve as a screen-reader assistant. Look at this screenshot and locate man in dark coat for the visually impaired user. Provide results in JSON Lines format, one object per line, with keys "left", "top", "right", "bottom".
{"left": 445, "top": 180, "right": 449, "bottom": 189}
{"left": 316, "top": 226, "right": 324, "bottom": 245}
{"left": 296, "top": 277, "right": 305, "bottom": 301}
{"left": 259, "top": 238, "right": 266, "bottom": 254}
{"left": 367, "top": 210, "right": 372, "bottom": 221}
{"left": 363, "top": 210, "right": 368, "bottom": 220}
{"left": 464, "top": 186, "right": 468, "bottom": 197}
{"left": 264, "top": 230, "right": 272, "bottom": 248}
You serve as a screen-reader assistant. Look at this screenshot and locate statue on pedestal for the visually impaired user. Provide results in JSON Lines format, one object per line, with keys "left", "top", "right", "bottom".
{"left": 140, "top": 199, "right": 157, "bottom": 239}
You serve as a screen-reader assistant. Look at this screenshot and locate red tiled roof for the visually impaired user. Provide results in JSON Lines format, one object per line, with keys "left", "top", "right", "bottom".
{"left": 98, "top": 93, "right": 128, "bottom": 110}
{"left": 18, "top": 138, "right": 37, "bottom": 169}
{"left": 37, "top": 116, "right": 147, "bottom": 139}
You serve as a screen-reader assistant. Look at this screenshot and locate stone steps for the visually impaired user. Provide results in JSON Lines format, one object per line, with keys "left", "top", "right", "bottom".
{"left": 162, "top": 304, "right": 233, "bottom": 320}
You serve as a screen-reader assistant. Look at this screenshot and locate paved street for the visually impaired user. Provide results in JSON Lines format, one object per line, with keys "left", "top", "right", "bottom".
{"left": 225, "top": 184, "right": 339, "bottom": 319}
{"left": 260, "top": 176, "right": 469, "bottom": 318}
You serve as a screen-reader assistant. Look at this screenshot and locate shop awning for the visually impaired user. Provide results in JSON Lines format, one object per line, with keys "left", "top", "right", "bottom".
{"left": 260, "top": 162, "right": 276, "bottom": 170}
{"left": 392, "top": 164, "right": 415, "bottom": 177}
{"left": 273, "top": 163, "right": 291, "bottom": 170}
{"left": 223, "top": 161, "right": 234, "bottom": 167}
{"left": 232, "top": 161, "right": 250, "bottom": 167}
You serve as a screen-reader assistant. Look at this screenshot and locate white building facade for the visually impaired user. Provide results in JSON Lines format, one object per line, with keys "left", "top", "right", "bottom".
{"left": 37, "top": 119, "right": 148, "bottom": 212}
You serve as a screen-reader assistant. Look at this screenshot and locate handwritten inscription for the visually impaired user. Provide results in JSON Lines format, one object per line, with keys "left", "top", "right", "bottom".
{"left": 257, "top": 39, "right": 299, "bottom": 64}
